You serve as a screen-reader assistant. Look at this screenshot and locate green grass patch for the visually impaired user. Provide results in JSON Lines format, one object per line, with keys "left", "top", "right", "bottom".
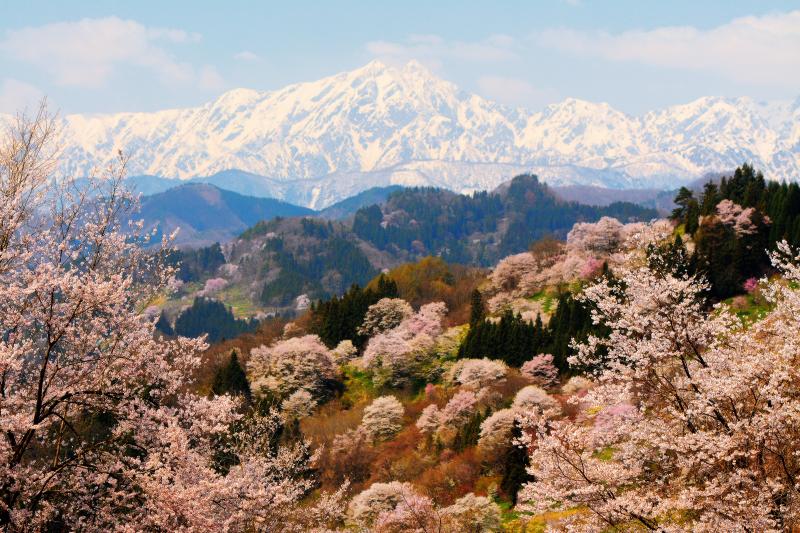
{"left": 340, "top": 365, "right": 376, "bottom": 408}
{"left": 721, "top": 294, "right": 771, "bottom": 325}
{"left": 217, "top": 284, "right": 262, "bottom": 318}
{"left": 593, "top": 446, "right": 614, "bottom": 461}
{"left": 497, "top": 499, "right": 521, "bottom": 524}
{"left": 528, "top": 289, "right": 555, "bottom": 314}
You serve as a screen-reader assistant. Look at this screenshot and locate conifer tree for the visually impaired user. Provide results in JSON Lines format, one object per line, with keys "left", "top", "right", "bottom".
{"left": 211, "top": 350, "right": 252, "bottom": 401}
{"left": 155, "top": 310, "right": 174, "bottom": 336}
{"left": 469, "top": 288, "right": 485, "bottom": 326}
{"left": 500, "top": 422, "right": 532, "bottom": 504}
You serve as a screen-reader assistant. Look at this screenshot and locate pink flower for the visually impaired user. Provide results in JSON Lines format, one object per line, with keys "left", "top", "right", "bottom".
{"left": 743, "top": 277, "right": 758, "bottom": 294}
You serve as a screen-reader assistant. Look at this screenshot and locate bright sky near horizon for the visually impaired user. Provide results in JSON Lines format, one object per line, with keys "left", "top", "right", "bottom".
{"left": 0, "top": 0, "right": 798, "bottom": 115}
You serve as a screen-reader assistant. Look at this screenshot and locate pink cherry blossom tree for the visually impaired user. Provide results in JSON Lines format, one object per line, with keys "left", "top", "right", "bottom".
{"left": 247, "top": 334, "right": 338, "bottom": 400}
{"left": 357, "top": 297, "right": 413, "bottom": 337}
{"left": 360, "top": 395, "right": 405, "bottom": 442}
{"left": 567, "top": 216, "right": 624, "bottom": 254}
{"left": 0, "top": 106, "right": 344, "bottom": 530}
{"left": 361, "top": 302, "right": 447, "bottom": 387}
{"left": 520, "top": 241, "right": 800, "bottom": 531}
{"left": 440, "top": 390, "right": 479, "bottom": 427}
{"left": 520, "top": 353, "right": 559, "bottom": 389}
{"left": 450, "top": 358, "right": 508, "bottom": 390}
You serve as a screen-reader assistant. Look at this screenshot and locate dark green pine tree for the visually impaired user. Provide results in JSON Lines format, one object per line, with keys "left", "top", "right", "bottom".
{"left": 500, "top": 422, "right": 533, "bottom": 505}
{"left": 700, "top": 182, "right": 721, "bottom": 216}
{"left": 671, "top": 186, "right": 695, "bottom": 221}
{"left": 469, "top": 288, "right": 485, "bottom": 326}
{"left": 453, "top": 410, "right": 485, "bottom": 452}
{"left": 154, "top": 310, "right": 174, "bottom": 336}
{"left": 211, "top": 350, "right": 251, "bottom": 401}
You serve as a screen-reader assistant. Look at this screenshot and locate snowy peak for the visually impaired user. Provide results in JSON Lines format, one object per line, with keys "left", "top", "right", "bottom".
{"left": 6, "top": 61, "right": 799, "bottom": 208}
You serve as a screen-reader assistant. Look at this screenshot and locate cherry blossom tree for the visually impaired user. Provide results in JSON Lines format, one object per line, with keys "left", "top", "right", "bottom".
{"left": 440, "top": 493, "right": 502, "bottom": 532}
{"left": 198, "top": 276, "right": 228, "bottom": 296}
{"left": 0, "top": 105, "right": 342, "bottom": 530}
{"left": 331, "top": 339, "right": 358, "bottom": 364}
{"left": 450, "top": 358, "right": 508, "bottom": 390}
{"left": 520, "top": 353, "right": 559, "bottom": 389}
{"left": 357, "top": 297, "right": 413, "bottom": 337}
{"left": 511, "top": 385, "right": 560, "bottom": 419}
{"left": 520, "top": 242, "right": 800, "bottom": 531}
{"left": 372, "top": 493, "right": 439, "bottom": 533}
{"left": 280, "top": 389, "right": 317, "bottom": 420}
{"left": 247, "top": 334, "right": 338, "bottom": 400}
{"left": 360, "top": 396, "right": 405, "bottom": 442}
{"left": 561, "top": 375, "right": 592, "bottom": 396}
{"left": 415, "top": 404, "right": 443, "bottom": 436}
{"left": 567, "top": 216, "right": 624, "bottom": 254}
{"left": 440, "top": 390, "right": 479, "bottom": 427}
{"left": 477, "top": 408, "right": 517, "bottom": 453}
{"left": 361, "top": 302, "right": 447, "bottom": 387}
{"left": 716, "top": 198, "right": 758, "bottom": 235}
{"left": 349, "top": 481, "right": 418, "bottom": 527}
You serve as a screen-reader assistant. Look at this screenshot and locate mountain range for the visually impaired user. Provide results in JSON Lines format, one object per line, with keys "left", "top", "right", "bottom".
{"left": 138, "top": 183, "right": 313, "bottom": 246}
{"left": 7, "top": 60, "right": 798, "bottom": 208}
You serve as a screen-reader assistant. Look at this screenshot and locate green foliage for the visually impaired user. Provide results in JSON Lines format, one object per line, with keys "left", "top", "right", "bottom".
{"left": 458, "top": 309, "right": 547, "bottom": 368}
{"left": 500, "top": 422, "right": 532, "bottom": 504}
{"left": 469, "top": 288, "right": 485, "bottom": 326}
{"left": 310, "top": 274, "right": 399, "bottom": 349}
{"left": 259, "top": 234, "right": 378, "bottom": 306}
{"left": 174, "top": 297, "right": 260, "bottom": 343}
{"left": 211, "top": 350, "right": 252, "bottom": 401}
{"left": 154, "top": 310, "right": 174, "bottom": 336}
{"left": 170, "top": 242, "right": 226, "bottom": 282}
{"left": 459, "top": 290, "right": 606, "bottom": 373}
{"left": 353, "top": 175, "right": 658, "bottom": 266}
{"left": 453, "top": 410, "right": 486, "bottom": 452}
{"left": 673, "top": 163, "right": 800, "bottom": 299}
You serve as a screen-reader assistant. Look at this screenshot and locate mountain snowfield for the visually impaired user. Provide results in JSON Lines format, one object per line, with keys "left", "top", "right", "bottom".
{"left": 4, "top": 60, "right": 799, "bottom": 208}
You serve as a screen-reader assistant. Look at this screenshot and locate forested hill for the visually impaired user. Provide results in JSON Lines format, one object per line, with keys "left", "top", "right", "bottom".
{"left": 157, "top": 174, "right": 656, "bottom": 317}
{"left": 353, "top": 174, "right": 658, "bottom": 265}
{"left": 137, "top": 183, "right": 313, "bottom": 246}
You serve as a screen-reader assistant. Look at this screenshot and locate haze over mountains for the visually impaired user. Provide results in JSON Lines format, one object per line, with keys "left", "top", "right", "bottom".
{"left": 8, "top": 60, "right": 798, "bottom": 208}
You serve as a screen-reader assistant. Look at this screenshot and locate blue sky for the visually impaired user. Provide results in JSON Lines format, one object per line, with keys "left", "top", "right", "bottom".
{"left": 1, "top": 0, "right": 798, "bottom": 115}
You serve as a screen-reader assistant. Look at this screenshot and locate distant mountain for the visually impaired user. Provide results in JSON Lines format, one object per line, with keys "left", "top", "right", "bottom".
{"left": 352, "top": 174, "right": 658, "bottom": 265}
{"left": 318, "top": 185, "right": 404, "bottom": 219}
{"left": 6, "top": 61, "right": 796, "bottom": 208}
{"left": 550, "top": 184, "right": 679, "bottom": 215}
{"left": 171, "top": 174, "right": 657, "bottom": 311}
{"left": 138, "top": 183, "right": 312, "bottom": 247}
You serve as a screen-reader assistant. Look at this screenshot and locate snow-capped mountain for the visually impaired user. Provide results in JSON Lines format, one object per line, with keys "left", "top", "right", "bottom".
{"left": 4, "top": 60, "right": 798, "bottom": 208}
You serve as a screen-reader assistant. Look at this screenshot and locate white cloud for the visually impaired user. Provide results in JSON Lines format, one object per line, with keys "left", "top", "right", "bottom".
{"left": 198, "top": 65, "right": 225, "bottom": 90}
{"left": 234, "top": 50, "right": 260, "bottom": 62}
{"left": 366, "top": 33, "right": 518, "bottom": 68}
{"left": 0, "top": 17, "right": 216, "bottom": 89}
{"left": 536, "top": 10, "right": 800, "bottom": 88}
{"left": 476, "top": 76, "right": 558, "bottom": 108}
{"left": 0, "top": 78, "right": 45, "bottom": 114}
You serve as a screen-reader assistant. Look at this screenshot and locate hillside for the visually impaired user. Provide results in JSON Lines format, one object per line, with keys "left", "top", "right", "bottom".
{"left": 6, "top": 61, "right": 798, "bottom": 208}
{"left": 156, "top": 174, "right": 656, "bottom": 318}
{"left": 192, "top": 169, "right": 800, "bottom": 529}
{"left": 137, "top": 183, "right": 313, "bottom": 246}
{"left": 353, "top": 174, "right": 658, "bottom": 265}
{"left": 318, "top": 185, "right": 404, "bottom": 220}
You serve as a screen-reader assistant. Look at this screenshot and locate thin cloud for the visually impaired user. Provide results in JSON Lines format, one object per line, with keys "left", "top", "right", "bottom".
{"left": 234, "top": 50, "right": 260, "bottom": 62}
{"left": 477, "top": 76, "right": 558, "bottom": 109}
{"left": 0, "top": 78, "right": 44, "bottom": 114}
{"left": 0, "top": 17, "right": 214, "bottom": 89}
{"left": 536, "top": 10, "right": 800, "bottom": 88}
{"left": 366, "top": 33, "right": 519, "bottom": 69}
